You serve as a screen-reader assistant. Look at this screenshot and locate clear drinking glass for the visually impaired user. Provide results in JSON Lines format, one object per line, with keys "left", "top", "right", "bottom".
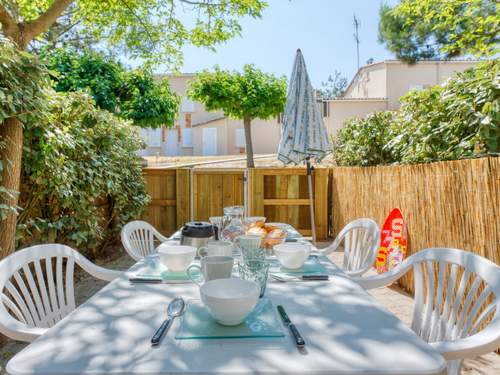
{"left": 221, "top": 206, "right": 245, "bottom": 242}
{"left": 240, "top": 246, "right": 266, "bottom": 262}
{"left": 238, "top": 259, "right": 270, "bottom": 298}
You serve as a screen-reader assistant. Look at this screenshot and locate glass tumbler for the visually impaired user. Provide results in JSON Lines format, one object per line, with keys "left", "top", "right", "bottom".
{"left": 238, "top": 259, "right": 270, "bottom": 298}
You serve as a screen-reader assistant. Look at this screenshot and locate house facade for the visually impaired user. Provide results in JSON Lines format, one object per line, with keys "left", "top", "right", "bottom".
{"left": 138, "top": 74, "right": 282, "bottom": 157}
{"left": 139, "top": 60, "right": 477, "bottom": 157}
{"left": 323, "top": 60, "right": 477, "bottom": 134}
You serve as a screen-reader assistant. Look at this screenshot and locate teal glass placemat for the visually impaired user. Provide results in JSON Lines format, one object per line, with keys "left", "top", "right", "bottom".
{"left": 136, "top": 260, "right": 193, "bottom": 281}
{"left": 268, "top": 256, "right": 328, "bottom": 275}
{"left": 175, "top": 298, "right": 285, "bottom": 340}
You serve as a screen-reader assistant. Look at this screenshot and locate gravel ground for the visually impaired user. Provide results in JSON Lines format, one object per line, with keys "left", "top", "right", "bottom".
{"left": 1, "top": 244, "right": 498, "bottom": 374}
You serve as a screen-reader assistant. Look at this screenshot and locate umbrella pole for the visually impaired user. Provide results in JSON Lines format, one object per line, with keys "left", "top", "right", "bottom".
{"left": 306, "top": 158, "right": 317, "bottom": 243}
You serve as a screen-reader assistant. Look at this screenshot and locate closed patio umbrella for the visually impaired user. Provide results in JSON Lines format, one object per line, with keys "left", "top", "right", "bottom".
{"left": 278, "top": 49, "right": 331, "bottom": 242}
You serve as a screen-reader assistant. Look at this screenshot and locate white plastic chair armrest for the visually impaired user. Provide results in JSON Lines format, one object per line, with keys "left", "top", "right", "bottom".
{"left": 344, "top": 265, "right": 373, "bottom": 278}
{"left": 72, "top": 252, "right": 122, "bottom": 282}
{"left": 156, "top": 231, "right": 169, "bottom": 243}
{"left": 319, "top": 235, "right": 343, "bottom": 256}
{"left": 351, "top": 257, "right": 413, "bottom": 289}
{"left": 430, "top": 317, "right": 500, "bottom": 360}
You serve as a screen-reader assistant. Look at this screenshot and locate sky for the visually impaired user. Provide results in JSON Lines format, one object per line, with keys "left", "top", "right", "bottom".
{"left": 173, "top": 0, "right": 399, "bottom": 88}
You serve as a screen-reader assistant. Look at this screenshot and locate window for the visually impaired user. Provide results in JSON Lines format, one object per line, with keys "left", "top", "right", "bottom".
{"left": 235, "top": 128, "right": 246, "bottom": 148}
{"left": 182, "top": 128, "right": 193, "bottom": 147}
{"left": 141, "top": 128, "right": 161, "bottom": 147}
{"left": 202, "top": 128, "right": 217, "bottom": 156}
{"left": 322, "top": 101, "right": 329, "bottom": 118}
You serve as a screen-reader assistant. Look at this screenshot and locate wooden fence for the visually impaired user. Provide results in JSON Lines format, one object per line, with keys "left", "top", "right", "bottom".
{"left": 192, "top": 169, "right": 245, "bottom": 221}
{"left": 330, "top": 157, "right": 500, "bottom": 292}
{"left": 143, "top": 158, "right": 499, "bottom": 270}
{"left": 248, "top": 168, "right": 329, "bottom": 239}
{"left": 142, "top": 167, "right": 330, "bottom": 240}
{"left": 141, "top": 169, "right": 189, "bottom": 235}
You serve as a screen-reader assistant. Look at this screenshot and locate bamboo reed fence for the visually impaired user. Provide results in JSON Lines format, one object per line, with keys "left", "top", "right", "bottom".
{"left": 330, "top": 157, "right": 500, "bottom": 293}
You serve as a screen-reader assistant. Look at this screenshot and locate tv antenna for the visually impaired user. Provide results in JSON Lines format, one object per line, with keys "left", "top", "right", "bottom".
{"left": 353, "top": 14, "right": 361, "bottom": 70}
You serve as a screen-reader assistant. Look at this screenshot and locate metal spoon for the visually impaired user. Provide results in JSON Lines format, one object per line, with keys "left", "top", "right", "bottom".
{"left": 151, "top": 297, "right": 185, "bottom": 346}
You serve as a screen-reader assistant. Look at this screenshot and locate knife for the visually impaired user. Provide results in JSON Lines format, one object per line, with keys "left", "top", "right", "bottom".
{"left": 277, "top": 305, "right": 305, "bottom": 349}
{"left": 129, "top": 277, "right": 163, "bottom": 283}
{"left": 271, "top": 274, "right": 329, "bottom": 282}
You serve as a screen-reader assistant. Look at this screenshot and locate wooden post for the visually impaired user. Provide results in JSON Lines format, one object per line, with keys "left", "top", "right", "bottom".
{"left": 250, "top": 169, "right": 265, "bottom": 216}
{"left": 314, "top": 168, "right": 329, "bottom": 240}
{"left": 176, "top": 168, "right": 191, "bottom": 227}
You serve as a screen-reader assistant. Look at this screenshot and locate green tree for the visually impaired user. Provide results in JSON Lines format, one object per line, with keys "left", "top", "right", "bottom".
{"left": 188, "top": 65, "right": 287, "bottom": 167}
{"left": 379, "top": 0, "right": 499, "bottom": 63}
{"left": 43, "top": 48, "right": 179, "bottom": 127}
{"left": 319, "top": 70, "right": 348, "bottom": 100}
{"left": 119, "top": 69, "right": 179, "bottom": 127}
{"left": 0, "top": 0, "right": 265, "bottom": 255}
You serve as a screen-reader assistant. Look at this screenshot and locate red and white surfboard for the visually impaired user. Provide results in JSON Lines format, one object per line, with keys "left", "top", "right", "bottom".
{"left": 376, "top": 208, "right": 408, "bottom": 274}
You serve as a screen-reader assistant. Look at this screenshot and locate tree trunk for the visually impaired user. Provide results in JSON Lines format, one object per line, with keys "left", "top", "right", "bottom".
{"left": 243, "top": 117, "right": 255, "bottom": 168}
{"left": 0, "top": 1, "right": 73, "bottom": 261}
{"left": 0, "top": 118, "right": 23, "bottom": 257}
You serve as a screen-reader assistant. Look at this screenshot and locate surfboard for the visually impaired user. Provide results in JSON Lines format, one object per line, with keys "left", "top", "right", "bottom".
{"left": 375, "top": 208, "right": 408, "bottom": 274}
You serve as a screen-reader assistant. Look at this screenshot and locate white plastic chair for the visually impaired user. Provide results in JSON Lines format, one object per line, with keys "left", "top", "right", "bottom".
{"left": 353, "top": 248, "right": 500, "bottom": 375}
{"left": 320, "top": 218, "right": 380, "bottom": 277}
{"left": 0, "top": 244, "right": 121, "bottom": 342}
{"left": 121, "top": 220, "right": 168, "bottom": 261}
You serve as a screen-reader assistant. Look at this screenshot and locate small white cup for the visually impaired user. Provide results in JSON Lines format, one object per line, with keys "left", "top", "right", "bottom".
{"left": 187, "top": 256, "right": 234, "bottom": 285}
{"left": 273, "top": 243, "right": 311, "bottom": 269}
{"left": 198, "top": 240, "right": 233, "bottom": 257}
{"left": 157, "top": 244, "right": 197, "bottom": 272}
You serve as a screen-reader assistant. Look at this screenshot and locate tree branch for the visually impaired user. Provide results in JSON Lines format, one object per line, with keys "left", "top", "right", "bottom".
{"left": 179, "top": 0, "right": 222, "bottom": 7}
{"left": 116, "top": 0, "right": 155, "bottom": 45}
{"left": 23, "top": 0, "right": 73, "bottom": 42}
{"left": 0, "top": 4, "right": 19, "bottom": 37}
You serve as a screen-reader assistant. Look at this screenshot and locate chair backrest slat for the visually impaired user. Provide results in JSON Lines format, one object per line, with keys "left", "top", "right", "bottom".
{"left": 420, "top": 261, "right": 435, "bottom": 341}
{"left": 44, "top": 257, "right": 61, "bottom": 323}
{"left": 440, "top": 263, "right": 459, "bottom": 338}
{"left": 5, "top": 280, "right": 35, "bottom": 326}
{"left": 464, "top": 286, "right": 492, "bottom": 338}
{"left": 411, "top": 262, "right": 425, "bottom": 333}
{"left": 12, "top": 270, "right": 41, "bottom": 327}
{"left": 454, "top": 274, "right": 482, "bottom": 338}
{"left": 33, "top": 259, "right": 53, "bottom": 327}
{"left": 1, "top": 294, "right": 26, "bottom": 324}
{"left": 446, "top": 268, "right": 471, "bottom": 339}
{"left": 21, "top": 263, "right": 47, "bottom": 327}
{"left": 65, "top": 257, "right": 76, "bottom": 313}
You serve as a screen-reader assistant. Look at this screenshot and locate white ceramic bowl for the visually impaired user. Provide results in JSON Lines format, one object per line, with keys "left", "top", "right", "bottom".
{"left": 200, "top": 278, "right": 259, "bottom": 326}
{"left": 273, "top": 243, "right": 311, "bottom": 269}
{"left": 157, "top": 244, "right": 197, "bottom": 272}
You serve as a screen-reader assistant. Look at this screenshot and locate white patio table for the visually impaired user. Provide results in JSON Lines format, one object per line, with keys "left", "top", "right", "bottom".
{"left": 7, "top": 255, "right": 447, "bottom": 375}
